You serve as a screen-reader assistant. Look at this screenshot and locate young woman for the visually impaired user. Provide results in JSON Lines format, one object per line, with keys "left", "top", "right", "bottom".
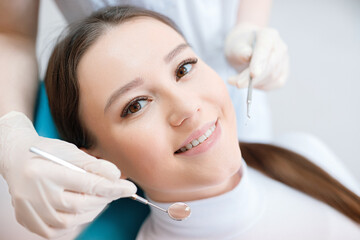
{"left": 45, "top": 6, "right": 360, "bottom": 239}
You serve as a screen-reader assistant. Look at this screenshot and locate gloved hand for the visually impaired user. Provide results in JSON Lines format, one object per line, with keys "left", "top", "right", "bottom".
{"left": 0, "top": 111, "right": 137, "bottom": 239}
{"left": 225, "top": 23, "right": 289, "bottom": 90}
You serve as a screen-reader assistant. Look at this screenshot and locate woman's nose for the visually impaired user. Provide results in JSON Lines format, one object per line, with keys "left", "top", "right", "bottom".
{"left": 167, "top": 91, "right": 200, "bottom": 127}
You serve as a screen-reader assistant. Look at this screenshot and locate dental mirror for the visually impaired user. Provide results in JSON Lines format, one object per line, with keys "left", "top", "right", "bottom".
{"left": 168, "top": 202, "right": 191, "bottom": 220}
{"left": 131, "top": 195, "right": 191, "bottom": 221}
{"left": 29, "top": 146, "right": 191, "bottom": 221}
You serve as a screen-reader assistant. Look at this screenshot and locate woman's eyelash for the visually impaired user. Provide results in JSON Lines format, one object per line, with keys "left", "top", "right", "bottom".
{"left": 121, "top": 58, "right": 197, "bottom": 118}
{"left": 175, "top": 58, "right": 198, "bottom": 80}
{"left": 121, "top": 96, "right": 149, "bottom": 118}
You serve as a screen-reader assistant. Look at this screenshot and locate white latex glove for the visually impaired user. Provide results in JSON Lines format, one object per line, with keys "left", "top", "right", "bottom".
{"left": 0, "top": 111, "right": 137, "bottom": 239}
{"left": 225, "top": 23, "right": 289, "bottom": 90}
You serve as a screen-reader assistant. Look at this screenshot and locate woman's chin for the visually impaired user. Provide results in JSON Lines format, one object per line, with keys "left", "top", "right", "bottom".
{"left": 202, "top": 159, "right": 242, "bottom": 192}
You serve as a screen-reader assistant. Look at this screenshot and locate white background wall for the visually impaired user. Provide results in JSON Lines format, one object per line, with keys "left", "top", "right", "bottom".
{"left": 36, "top": 0, "right": 360, "bottom": 184}
{"left": 268, "top": 0, "right": 360, "bottom": 184}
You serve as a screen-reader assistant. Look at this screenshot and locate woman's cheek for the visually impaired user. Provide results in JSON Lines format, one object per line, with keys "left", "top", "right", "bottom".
{"left": 206, "top": 73, "right": 232, "bottom": 107}
{"left": 117, "top": 133, "right": 170, "bottom": 183}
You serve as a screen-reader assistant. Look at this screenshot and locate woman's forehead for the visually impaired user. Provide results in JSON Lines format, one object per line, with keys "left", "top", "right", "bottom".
{"left": 96, "top": 17, "right": 184, "bottom": 57}
{"left": 78, "top": 17, "right": 186, "bottom": 77}
{"left": 79, "top": 17, "right": 186, "bottom": 77}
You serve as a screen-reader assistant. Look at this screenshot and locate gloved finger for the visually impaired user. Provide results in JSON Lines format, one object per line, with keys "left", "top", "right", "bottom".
{"left": 56, "top": 206, "right": 106, "bottom": 229}
{"left": 253, "top": 43, "right": 288, "bottom": 90}
{"left": 36, "top": 139, "right": 120, "bottom": 181}
{"left": 31, "top": 181, "right": 107, "bottom": 229}
{"left": 250, "top": 28, "right": 278, "bottom": 78}
{"left": 276, "top": 68, "right": 289, "bottom": 89}
{"left": 14, "top": 173, "right": 71, "bottom": 229}
{"left": 251, "top": 47, "right": 277, "bottom": 89}
{"left": 268, "top": 51, "right": 289, "bottom": 88}
{"left": 273, "top": 47, "right": 290, "bottom": 88}
{"left": 268, "top": 60, "right": 284, "bottom": 87}
{"left": 0, "top": 112, "right": 40, "bottom": 176}
{"left": 231, "top": 44, "right": 253, "bottom": 64}
{"left": 14, "top": 199, "right": 70, "bottom": 239}
{"left": 43, "top": 163, "right": 137, "bottom": 198}
{"left": 227, "top": 68, "right": 251, "bottom": 89}
{"left": 30, "top": 180, "right": 75, "bottom": 229}
{"left": 225, "top": 26, "right": 256, "bottom": 67}
{"left": 50, "top": 190, "right": 112, "bottom": 213}
{"left": 81, "top": 158, "right": 121, "bottom": 181}
{"left": 259, "top": 58, "right": 289, "bottom": 90}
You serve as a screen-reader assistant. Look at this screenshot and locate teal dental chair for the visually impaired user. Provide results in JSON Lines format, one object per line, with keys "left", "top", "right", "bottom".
{"left": 34, "top": 82, "right": 149, "bottom": 239}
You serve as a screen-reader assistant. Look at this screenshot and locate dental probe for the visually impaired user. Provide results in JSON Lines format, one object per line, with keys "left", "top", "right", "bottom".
{"left": 29, "top": 146, "right": 191, "bottom": 221}
{"left": 247, "top": 33, "right": 257, "bottom": 119}
{"left": 246, "top": 75, "right": 253, "bottom": 119}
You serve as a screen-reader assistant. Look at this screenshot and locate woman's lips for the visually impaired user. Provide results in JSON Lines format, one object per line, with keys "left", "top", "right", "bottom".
{"left": 175, "top": 120, "right": 221, "bottom": 156}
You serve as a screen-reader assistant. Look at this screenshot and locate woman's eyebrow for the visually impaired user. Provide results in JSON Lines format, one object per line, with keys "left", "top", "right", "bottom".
{"left": 104, "top": 43, "right": 190, "bottom": 114}
{"left": 104, "top": 77, "right": 144, "bottom": 113}
{"left": 164, "top": 43, "right": 190, "bottom": 63}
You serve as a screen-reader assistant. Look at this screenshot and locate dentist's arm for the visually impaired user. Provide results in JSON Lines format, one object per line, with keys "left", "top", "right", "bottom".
{"left": 0, "top": 0, "right": 39, "bottom": 119}
{"left": 237, "top": 0, "right": 272, "bottom": 27}
{"left": 225, "top": 0, "right": 289, "bottom": 90}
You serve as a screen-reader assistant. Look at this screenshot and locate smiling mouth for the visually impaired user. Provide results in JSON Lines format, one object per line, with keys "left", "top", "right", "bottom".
{"left": 175, "top": 124, "right": 217, "bottom": 154}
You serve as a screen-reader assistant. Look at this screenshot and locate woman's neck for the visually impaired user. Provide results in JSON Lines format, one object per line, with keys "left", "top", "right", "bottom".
{"left": 145, "top": 166, "right": 243, "bottom": 203}
{"left": 138, "top": 159, "right": 266, "bottom": 239}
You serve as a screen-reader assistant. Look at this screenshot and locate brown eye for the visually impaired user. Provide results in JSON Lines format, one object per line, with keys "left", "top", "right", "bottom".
{"left": 122, "top": 97, "right": 149, "bottom": 117}
{"left": 129, "top": 102, "right": 141, "bottom": 113}
{"left": 176, "top": 60, "right": 196, "bottom": 79}
{"left": 176, "top": 65, "right": 189, "bottom": 78}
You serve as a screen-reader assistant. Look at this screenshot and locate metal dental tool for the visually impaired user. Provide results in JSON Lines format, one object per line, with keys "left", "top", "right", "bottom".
{"left": 131, "top": 194, "right": 191, "bottom": 221}
{"left": 29, "top": 146, "right": 191, "bottom": 221}
{"left": 247, "top": 33, "right": 257, "bottom": 119}
{"left": 246, "top": 74, "right": 253, "bottom": 119}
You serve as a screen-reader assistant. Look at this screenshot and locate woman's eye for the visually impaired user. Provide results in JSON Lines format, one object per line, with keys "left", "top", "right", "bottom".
{"left": 122, "top": 98, "right": 149, "bottom": 117}
{"left": 176, "top": 58, "right": 198, "bottom": 80}
{"left": 176, "top": 63, "right": 192, "bottom": 78}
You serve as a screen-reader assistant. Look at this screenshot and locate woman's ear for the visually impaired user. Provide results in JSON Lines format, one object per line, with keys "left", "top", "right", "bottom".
{"left": 80, "top": 147, "right": 128, "bottom": 180}
{"left": 80, "top": 147, "right": 102, "bottom": 159}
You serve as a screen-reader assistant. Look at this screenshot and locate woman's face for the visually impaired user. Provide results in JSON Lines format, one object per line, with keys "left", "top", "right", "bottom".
{"left": 77, "top": 17, "right": 242, "bottom": 202}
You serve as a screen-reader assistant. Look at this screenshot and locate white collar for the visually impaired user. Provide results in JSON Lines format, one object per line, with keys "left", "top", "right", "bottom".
{"left": 145, "top": 159, "right": 266, "bottom": 239}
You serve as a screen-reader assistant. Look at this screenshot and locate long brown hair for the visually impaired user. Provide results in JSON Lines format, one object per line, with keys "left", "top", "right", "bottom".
{"left": 45, "top": 6, "right": 360, "bottom": 224}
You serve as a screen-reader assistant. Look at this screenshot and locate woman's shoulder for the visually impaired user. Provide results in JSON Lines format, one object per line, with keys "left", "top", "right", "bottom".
{"left": 271, "top": 132, "right": 360, "bottom": 195}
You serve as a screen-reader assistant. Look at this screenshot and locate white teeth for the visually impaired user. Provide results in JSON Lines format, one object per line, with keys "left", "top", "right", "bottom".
{"left": 198, "top": 135, "right": 206, "bottom": 143}
{"left": 191, "top": 139, "right": 200, "bottom": 147}
{"left": 185, "top": 143, "right": 193, "bottom": 150}
{"left": 205, "top": 129, "right": 212, "bottom": 138}
{"left": 176, "top": 124, "right": 216, "bottom": 153}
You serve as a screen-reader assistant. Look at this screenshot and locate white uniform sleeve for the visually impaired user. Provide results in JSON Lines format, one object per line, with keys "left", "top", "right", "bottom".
{"left": 272, "top": 132, "right": 360, "bottom": 196}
